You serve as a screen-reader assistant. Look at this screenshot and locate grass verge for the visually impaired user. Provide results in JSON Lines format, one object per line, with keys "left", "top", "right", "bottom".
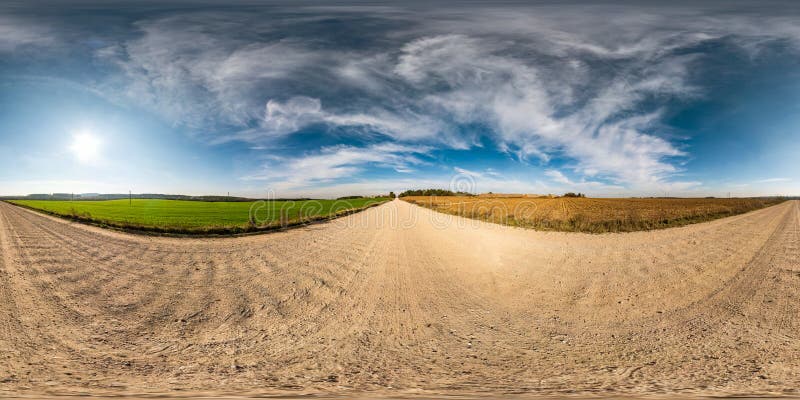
{"left": 6, "top": 198, "right": 390, "bottom": 236}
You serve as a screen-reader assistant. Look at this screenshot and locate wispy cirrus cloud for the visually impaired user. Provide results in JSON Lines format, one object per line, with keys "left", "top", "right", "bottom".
{"left": 754, "top": 177, "right": 792, "bottom": 183}
{"left": 241, "top": 143, "right": 430, "bottom": 191}
{"left": 4, "top": 2, "right": 800, "bottom": 196}
{"left": 241, "top": 96, "right": 450, "bottom": 145}
{"left": 92, "top": 7, "right": 709, "bottom": 189}
{"left": 95, "top": 14, "right": 322, "bottom": 133}
{"left": 0, "top": 16, "right": 54, "bottom": 52}
{"left": 542, "top": 169, "right": 628, "bottom": 192}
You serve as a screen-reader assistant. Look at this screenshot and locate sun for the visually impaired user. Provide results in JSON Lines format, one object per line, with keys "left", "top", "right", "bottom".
{"left": 69, "top": 132, "right": 102, "bottom": 163}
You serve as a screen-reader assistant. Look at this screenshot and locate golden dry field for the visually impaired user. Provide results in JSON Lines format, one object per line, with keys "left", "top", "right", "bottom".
{"left": 402, "top": 196, "right": 787, "bottom": 232}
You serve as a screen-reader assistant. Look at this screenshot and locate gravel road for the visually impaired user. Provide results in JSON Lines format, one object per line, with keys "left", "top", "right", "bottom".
{"left": 0, "top": 199, "right": 798, "bottom": 398}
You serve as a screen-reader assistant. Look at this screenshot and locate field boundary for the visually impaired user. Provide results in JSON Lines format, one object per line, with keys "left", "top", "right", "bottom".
{"left": 401, "top": 197, "right": 789, "bottom": 233}
{"left": 2, "top": 199, "right": 390, "bottom": 237}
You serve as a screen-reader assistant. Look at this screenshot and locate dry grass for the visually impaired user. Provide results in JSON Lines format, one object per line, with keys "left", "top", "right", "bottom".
{"left": 402, "top": 196, "right": 787, "bottom": 233}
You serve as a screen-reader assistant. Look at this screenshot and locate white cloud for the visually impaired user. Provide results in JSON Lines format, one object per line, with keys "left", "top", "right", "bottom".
{"left": 545, "top": 170, "right": 572, "bottom": 185}
{"left": 262, "top": 96, "right": 324, "bottom": 136}
{"left": 387, "top": 34, "right": 693, "bottom": 187}
{"left": 96, "top": 15, "right": 320, "bottom": 133}
{"left": 241, "top": 143, "right": 430, "bottom": 191}
{"left": 232, "top": 96, "right": 452, "bottom": 145}
{"left": 76, "top": 6, "right": 800, "bottom": 193}
{"left": 453, "top": 167, "right": 484, "bottom": 178}
{"left": 755, "top": 177, "right": 792, "bottom": 183}
{"left": 542, "top": 169, "right": 630, "bottom": 193}
{"left": 0, "top": 17, "right": 53, "bottom": 52}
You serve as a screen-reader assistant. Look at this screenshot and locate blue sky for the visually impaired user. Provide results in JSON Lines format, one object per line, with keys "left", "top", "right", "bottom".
{"left": 0, "top": 1, "right": 798, "bottom": 198}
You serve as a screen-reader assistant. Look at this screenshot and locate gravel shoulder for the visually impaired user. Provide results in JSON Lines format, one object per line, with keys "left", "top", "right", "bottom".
{"left": 0, "top": 199, "right": 798, "bottom": 398}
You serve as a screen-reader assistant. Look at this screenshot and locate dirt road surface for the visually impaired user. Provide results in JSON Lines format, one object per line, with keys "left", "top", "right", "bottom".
{"left": 0, "top": 199, "right": 798, "bottom": 398}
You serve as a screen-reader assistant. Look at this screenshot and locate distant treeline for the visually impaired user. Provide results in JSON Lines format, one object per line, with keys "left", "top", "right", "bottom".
{"left": 398, "top": 189, "right": 473, "bottom": 197}
{"left": 336, "top": 194, "right": 394, "bottom": 200}
{"left": 398, "top": 189, "right": 588, "bottom": 197}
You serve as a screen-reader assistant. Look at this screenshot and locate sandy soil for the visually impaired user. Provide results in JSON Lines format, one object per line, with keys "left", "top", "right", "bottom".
{"left": 0, "top": 199, "right": 798, "bottom": 398}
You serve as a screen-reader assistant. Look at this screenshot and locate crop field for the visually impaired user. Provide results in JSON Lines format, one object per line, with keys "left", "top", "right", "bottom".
{"left": 402, "top": 196, "right": 787, "bottom": 232}
{"left": 7, "top": 198, "right": 389, "bottom": 234}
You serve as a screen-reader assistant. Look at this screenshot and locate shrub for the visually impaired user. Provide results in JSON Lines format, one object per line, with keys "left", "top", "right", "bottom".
{"left": 399, "top": 189, "right": 472, "bottom": 197}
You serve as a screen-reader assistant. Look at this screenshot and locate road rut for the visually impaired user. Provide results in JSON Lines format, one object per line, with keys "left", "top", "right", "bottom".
{"left": 0, "top": 199, "right": 798, "bottom": 397}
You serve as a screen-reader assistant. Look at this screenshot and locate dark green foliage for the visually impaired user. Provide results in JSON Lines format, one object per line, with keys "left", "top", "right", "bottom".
{"left": 398, "top": 189, "right": 472, "bottom": 197}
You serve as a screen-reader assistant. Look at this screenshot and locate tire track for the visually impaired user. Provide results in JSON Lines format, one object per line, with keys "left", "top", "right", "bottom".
{"left": 0, "top": 199, "right": 798, "bottom": 397}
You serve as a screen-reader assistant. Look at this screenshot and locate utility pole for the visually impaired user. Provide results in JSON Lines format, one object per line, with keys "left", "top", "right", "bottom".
{"left": 129, "top": 190, "right": 132, "bottom": 206}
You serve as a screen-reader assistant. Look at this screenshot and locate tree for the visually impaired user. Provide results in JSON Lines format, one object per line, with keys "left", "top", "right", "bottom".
{"left": 398, "top": 189, "right": 472, "bottom": 197}
{"left": 389, "top": 191, "right": 396, "bottom": 198}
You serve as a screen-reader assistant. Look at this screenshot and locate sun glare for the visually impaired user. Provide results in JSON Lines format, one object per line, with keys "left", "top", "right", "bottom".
{"left": 69, "top": 132, "right": 102, "bottom": 163}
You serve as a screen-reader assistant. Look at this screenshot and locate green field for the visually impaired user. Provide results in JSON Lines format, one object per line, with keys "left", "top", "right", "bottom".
{"left": 8, "top": 198, "right": 389, "bottom": 234}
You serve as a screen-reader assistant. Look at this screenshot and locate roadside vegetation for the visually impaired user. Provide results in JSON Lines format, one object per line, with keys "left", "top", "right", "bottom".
{"left": 8, "top": 197, "right": 390, "bottom": 235}
{"left": 402, "top": 195, "right": 787, "bottom": 233}
{"left": 399, "top": 189, "right": 472, "bottom": 197}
